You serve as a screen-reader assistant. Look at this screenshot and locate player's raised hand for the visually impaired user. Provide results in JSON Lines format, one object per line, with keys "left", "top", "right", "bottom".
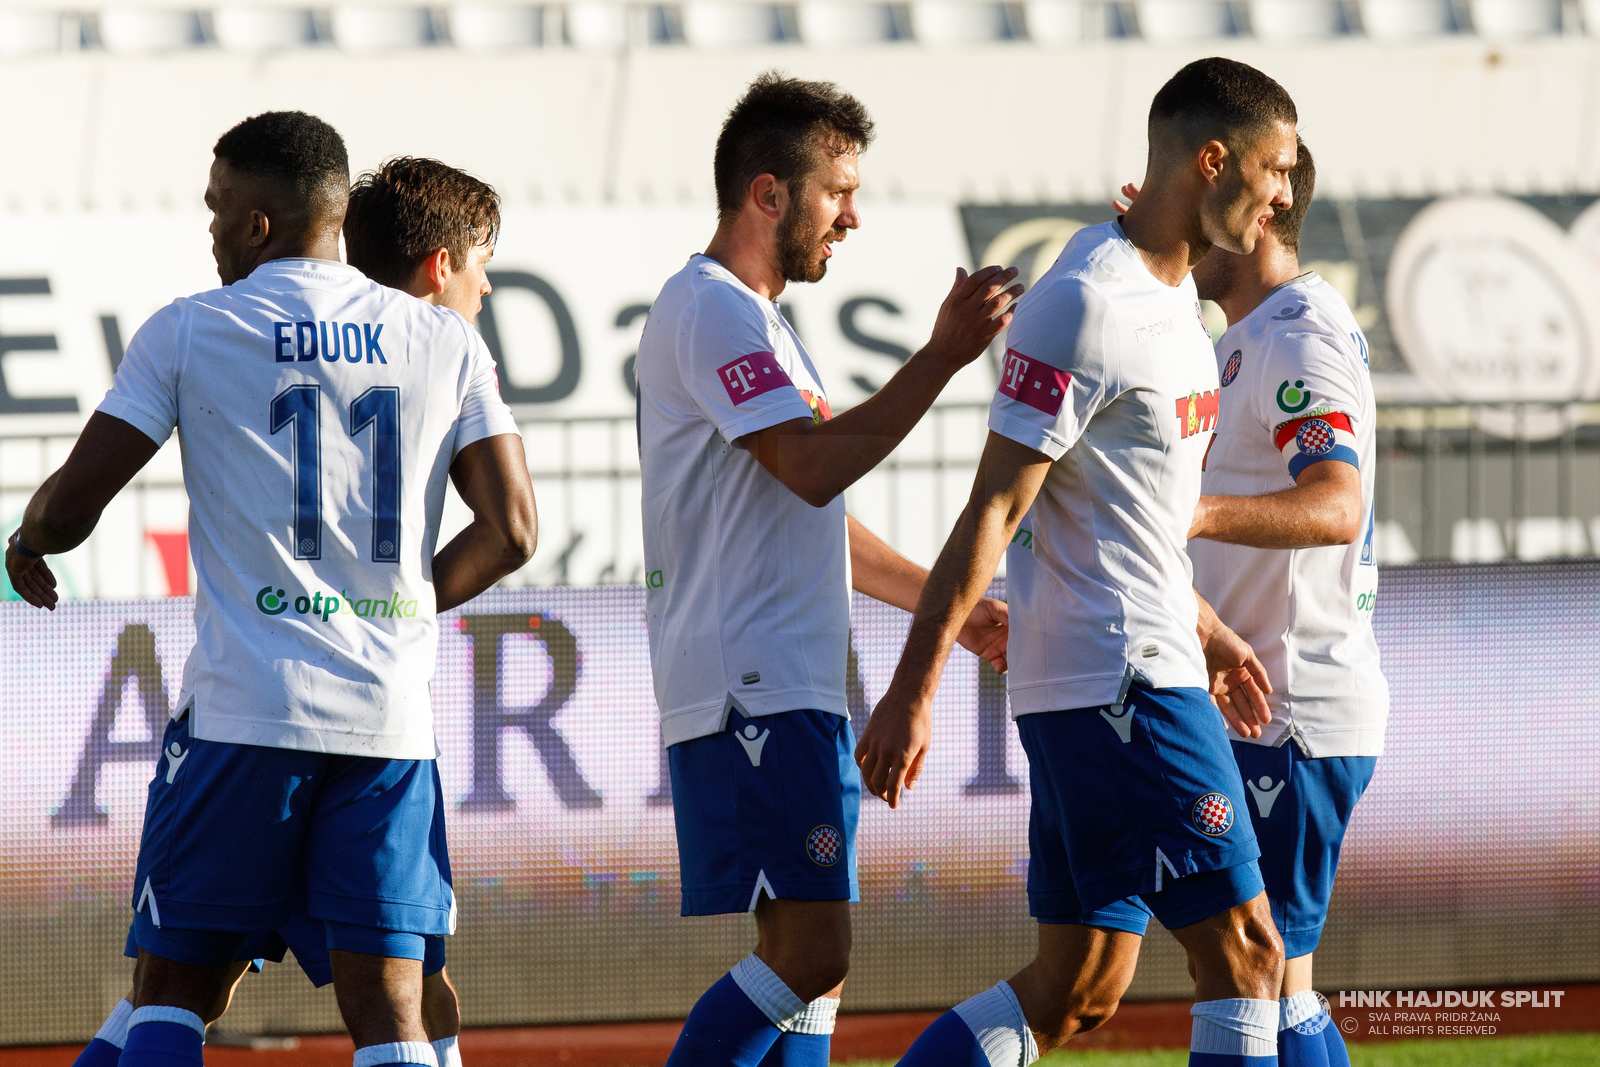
{"left": 955, "top": 595, "right": 1008, "bottom": 675}
{"left": 855, "top": 693, "right": 932, "bottom": 809}
{"left": 925, "top": 265, "right": 1024, "bottom": 368}
{"left": 1112, "top": 182, "right": 1141, "bottom": 214}
{"left": 5, "top": 533, "right": 59, "bottom": 611}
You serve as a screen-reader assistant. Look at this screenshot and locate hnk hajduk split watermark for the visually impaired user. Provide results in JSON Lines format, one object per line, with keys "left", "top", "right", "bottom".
{"left": 1329, "top": 989, "right": 1568, "bottom": 1037}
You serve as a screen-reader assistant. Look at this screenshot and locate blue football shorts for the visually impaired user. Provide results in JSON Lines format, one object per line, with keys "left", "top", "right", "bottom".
{"left": 128, "top": 714, "right": 454, "bottom": 968}
{"left": 1232, "top": 738, "right": 1377, "bottom": 958}
{"left": 1017, "top": 684, "right": 1265, "bottom": 935}
{"left": 124, "top": 902, "right": 447, "bottom": 986}
{"left": 668, "top": 708, "right": 860, "bottom": 916}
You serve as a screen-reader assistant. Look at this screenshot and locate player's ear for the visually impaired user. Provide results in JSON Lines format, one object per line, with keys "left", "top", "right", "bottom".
{"left": 248, "top": 209, "right": 271, "bottom": 247}
{"left": 750, "top": 173, "right": 784, "bottom": 223}
{"left": 1197, "top": 140, "right": 1228, "bottom": 184}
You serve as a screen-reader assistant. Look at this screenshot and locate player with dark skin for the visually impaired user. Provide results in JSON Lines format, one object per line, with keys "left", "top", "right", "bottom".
{"left": 854, "top": 111, "right": 1298, "bottom": 1053}
{"left": 4, "top": 153, "right": 536, "bottom": 1051}
{"left": 701, "top": 127, "right": 1022, "bottom": 1006}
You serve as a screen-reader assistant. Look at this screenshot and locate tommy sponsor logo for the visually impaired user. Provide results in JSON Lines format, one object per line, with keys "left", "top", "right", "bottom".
{"left": 256, "top": 584, "right": 420, "bottom": 622}
{"left": 163, "top": 742, "right": 188, "bottom": 784}
{"left": 1174, "top": 390, "right": 1219, "bottom": 439}
{"left": 997, "top": 349, "right": 1071, "bottom": 417}
{"left": 734, "top": 722, "right": 770, "bottom": 766}
{"left": 1133, "top": 318, "right": 1175, "bottom": 343}
{"left": 807, "top": 824, "right": 843, "bottom": 866}
{"left": 718, "top": 351, "right": 793, "bottom": 406}
{"left": 1191, "top": 792, "right": 1235, "bottom": 835}
{"left": 1246, "top": 775, "right": 1286, "bottom": 817}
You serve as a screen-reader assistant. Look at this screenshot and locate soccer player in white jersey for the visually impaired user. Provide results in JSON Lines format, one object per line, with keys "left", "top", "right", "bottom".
{"left": 858, "top": 59, "right": 1300, "bottom": 1067}
{"left": 4, "top": 112, "right": 535, "bottom": 1067}
{"left": 1186, "top": 139, "right": 1387, "bottom": 1067}
{"left": 638, "top": 74, "right": 1020, "bottom": 1067}
{"left": 64, "top": 154, "right": 503, "bottom": 1067}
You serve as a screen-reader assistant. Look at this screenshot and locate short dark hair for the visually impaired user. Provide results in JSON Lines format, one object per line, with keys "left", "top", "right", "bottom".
{"left": 344, "top": 158, "right": 501, "bottom": 289}
{"left": 714, "top": 71, "right": 875, "bottom": 221}
{"left": 1269, "top": 138, "right": 1315, "bottom": 254}
{"left": 213, "top": 111, "right": 349, "bottom": 217}
{"left": 1149, "top": 57, "right": 1297, "bottom": 155}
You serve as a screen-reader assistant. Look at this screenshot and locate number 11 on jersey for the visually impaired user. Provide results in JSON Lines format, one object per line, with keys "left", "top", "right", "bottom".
{"left": 270, "top": 383, "right": 402, "bottom": 563}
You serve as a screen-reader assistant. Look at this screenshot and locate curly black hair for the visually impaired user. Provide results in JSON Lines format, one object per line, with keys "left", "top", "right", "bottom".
{"left": 345, "top": 157, "right": 501, "bottom": 289}
{"left": 213, "top": 110, "right": 349, "bottom": 215}
{"left": 714, "top": 71, "right": 875, "bottom": 221}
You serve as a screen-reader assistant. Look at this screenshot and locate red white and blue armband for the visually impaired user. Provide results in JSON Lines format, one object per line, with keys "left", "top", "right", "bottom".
{"left": 1275, "top": 411, "right": 1359, "bottom": 480}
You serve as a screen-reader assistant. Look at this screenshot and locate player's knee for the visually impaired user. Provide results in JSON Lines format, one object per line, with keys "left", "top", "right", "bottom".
{"left": 1045, "top": 989, "right": 1121, "bottom": 1045}
{"left": 1234, "top": 910, "right": 1285, "bottom": 980}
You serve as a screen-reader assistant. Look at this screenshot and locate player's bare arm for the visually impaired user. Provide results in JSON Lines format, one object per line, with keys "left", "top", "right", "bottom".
{"left": 739, "top": 265, "right": 1023, "bottom": 507}
{"left": 1189, "top": 458, "right": 1361, "bottom": 548}
{"left": 1195, "top": 589, "right": 1272, "bottom": 738}
{"left": 856, "top": 432, "right": 1050, "bottom": 808}
{"left": 846, "top": 514, "right": 1009, "bottom": 675}
{"left": 4, "top": 412, "right": 160, "bottom": 611}
{"left": 431, "top": 433, "right": 537, "bottom": 613}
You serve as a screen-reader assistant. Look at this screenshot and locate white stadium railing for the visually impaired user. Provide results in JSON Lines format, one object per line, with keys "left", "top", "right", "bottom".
{"left": 0, "top": 0, "right": 1595, "bottom": 52}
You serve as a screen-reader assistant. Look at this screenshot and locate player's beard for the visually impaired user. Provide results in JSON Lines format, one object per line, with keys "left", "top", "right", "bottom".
{"left": 776, "top": 198, "right": 838, "bottom": 284}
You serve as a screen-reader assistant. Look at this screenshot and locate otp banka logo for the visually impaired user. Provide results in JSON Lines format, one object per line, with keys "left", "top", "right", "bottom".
{"left": 256, "top": 584, "right": 419, "bottom": 622}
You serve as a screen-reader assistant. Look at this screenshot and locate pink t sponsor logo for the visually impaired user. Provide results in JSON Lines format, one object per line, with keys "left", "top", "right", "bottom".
{"left": 997, "top": 348, "right": 1071, "bottom": 417}
{"left": 718, "top": 350, "right": 794, "bottom": 405}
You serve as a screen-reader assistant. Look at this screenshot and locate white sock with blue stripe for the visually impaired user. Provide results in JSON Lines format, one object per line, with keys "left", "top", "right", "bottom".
{"left": 431, "top": 1035, "right": 462, "bottom": 1067}
{"left": 952, "top": 982, "right": 1039, "bottom": 1067}
{"left": 352, "top": 1041, "right": 439, "bottom": 1066}
{"left": 1190, "top": 998, "right": 1279, "bottom": 1066}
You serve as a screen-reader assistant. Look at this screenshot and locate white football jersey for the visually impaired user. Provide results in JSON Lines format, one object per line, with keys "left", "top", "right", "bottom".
{"left": 1189, "top": 272, "right": 1389, "bottom": 757}
{"left": 638, "top": 254, "right": 850, "bottom": 746}
{"left": 992, "top": 221, "right": 1217, "bottom": 716}
{"left": 99, "top": 258, "right": 518, "bottom": 759}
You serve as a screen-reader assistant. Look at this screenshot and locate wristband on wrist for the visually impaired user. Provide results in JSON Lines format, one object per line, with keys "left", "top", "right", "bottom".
{"left": 8, "top": 532, "right": 43, "bottom": 560}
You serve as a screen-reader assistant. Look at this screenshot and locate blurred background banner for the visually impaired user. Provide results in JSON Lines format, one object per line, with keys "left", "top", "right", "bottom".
{"left": 2, "top": 569, "right": 1596, "bottom": 1043}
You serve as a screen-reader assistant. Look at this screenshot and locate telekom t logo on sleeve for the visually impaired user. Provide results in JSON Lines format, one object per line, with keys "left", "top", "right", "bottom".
{"left": 718, "top": 351, "right": 794, "bottom": 405}
{"left": 998, "top": 348, "right": 1071, "bottom": 416}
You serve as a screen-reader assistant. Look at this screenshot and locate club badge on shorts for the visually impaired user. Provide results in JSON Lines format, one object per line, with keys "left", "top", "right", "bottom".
{"left": 1191, "top": 793, "right": 1234, "bottom": 836}
{"left": 806, "top": 825, "right": 843, "bottom": 866}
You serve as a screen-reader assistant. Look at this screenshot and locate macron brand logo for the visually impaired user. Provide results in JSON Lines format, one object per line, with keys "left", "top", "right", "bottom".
{"left": 163, "top": 742, "right": 187, "bottom": 784}
{"left": 1099, "top": 703, "right": 1135, "bottom": 744}
{"left": 998, "top": 349, "right": 1071, "bottom": 417}
{"left": 735, "top": 722, "right": 771, "bottom": 766}
{"left": 718, "top": 351, "right": 793, "bottom": 406}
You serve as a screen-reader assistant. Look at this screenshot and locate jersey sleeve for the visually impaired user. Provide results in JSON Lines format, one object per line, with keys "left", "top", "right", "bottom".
{"left": 96, "top": 302, "right": 183, "bottom": 447}
{"left": 986, "top": 279, "right": 1114, "bottom": 461}
{"left": 1255, "top": 330, "right": 1363, "bottom": 481}
{"left": 678, "top": 282, "right": 814, "bottom": 443}
{"left": 453, "top": 324, "right": 520, "bottom": 457}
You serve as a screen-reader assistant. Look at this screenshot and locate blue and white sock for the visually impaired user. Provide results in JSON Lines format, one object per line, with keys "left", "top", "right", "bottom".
{"left": 755, "top": 996, "right": 839, "bottom": 1066}
{"left": 352, "top": 1041, "right": 438, "bottom": 1067}
{"left": 664, "top": 954, "right": 807, "bottom": 1066}
{"left": 1276, "top": 993, "right": 1330, "bottom": 1067}
{"left": 1319, "top": 1014, "right": 1351, "bottom": 1067}
{"left": 1190, "top": 997, "right": 1279, "bottom": 1067}
{"left": 900, "top": 981, "right": 1038, "bottom": 1067}
{"left": 431, "top": 1035, "right": 462, "bottom": 1067}
{"left": 73, "top": 999, "right": 132, "bottom": 1067}
{"left": 117, "top": 1006, "right": 205, "bottom": 1067}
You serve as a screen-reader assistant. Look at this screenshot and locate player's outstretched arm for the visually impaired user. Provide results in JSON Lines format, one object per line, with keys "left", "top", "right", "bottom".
{"left": 1195, "top": 590, "right": 1273, "bottom": 738}
{"left": 846, "top": 514, "right": 1009, "bottom": 675}
{"left": 856, "top": 432, "right": 1049, "bottom": 808}
{"left": 1189, "top": 458, "right": 1361, "bottom": 548}
{"left": 4, "top": 412, "right": 160, "bottom": 611}
{"left": 739, "top": 265, "right": 1024, "bottom": 508}
{"left": 432, "top": 433, "right": 537, "bottom": 613}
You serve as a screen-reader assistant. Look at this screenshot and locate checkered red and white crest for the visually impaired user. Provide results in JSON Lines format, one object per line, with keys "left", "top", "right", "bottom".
{"left": 1191, "top": 792, "right": 1234, "bottom": 836}
{"left": 807, "top": 825, "right": 842, "bottom": 866}
{"left": 1295, "top": 419, "right": 1336, "bottom": 456}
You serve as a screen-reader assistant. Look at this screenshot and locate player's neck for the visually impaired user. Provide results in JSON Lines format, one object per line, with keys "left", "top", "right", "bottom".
{"left": 1117, "top": 180, "right": 1211, "bottom": 288}
{"left": 703, "top": 222, "right": 787, "bottom": 302}
{"left": 1216, "top": 247, "right": 1301, "bottom": 326}
{"left": 235, "top": 231, "right": 343, "bottom": 281}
